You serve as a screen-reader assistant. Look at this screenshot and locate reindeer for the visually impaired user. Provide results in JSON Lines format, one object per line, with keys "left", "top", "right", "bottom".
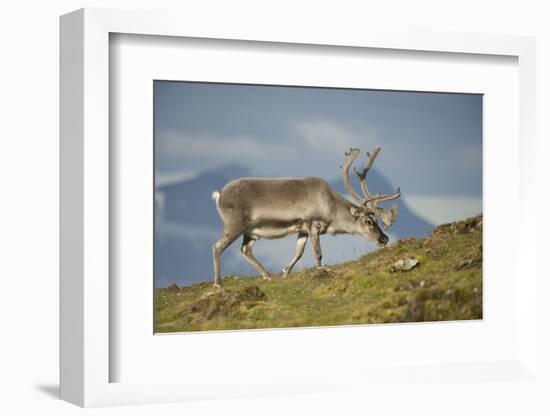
{"left": 211, "top": 147, "right": 401, "bottom": 287}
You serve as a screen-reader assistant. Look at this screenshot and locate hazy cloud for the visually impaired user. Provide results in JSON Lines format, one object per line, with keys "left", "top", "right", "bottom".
{"left": 292, "top": 120, "right": 359, "bottom": 150}
{"left": 155, "top": 170, "right": 197, "bottom": 187}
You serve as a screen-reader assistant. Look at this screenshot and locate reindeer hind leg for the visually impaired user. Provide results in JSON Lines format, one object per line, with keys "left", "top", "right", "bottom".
{"left": 240, "top": 234, "right": 271, "bottom": 280}
{"left": 212, "top": 229, "right": 241, "bottom": 287}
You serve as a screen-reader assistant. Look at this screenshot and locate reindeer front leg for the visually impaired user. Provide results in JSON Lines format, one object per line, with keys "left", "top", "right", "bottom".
{"left": 310, "top": 221, "right": 323, "bottom": 268}
{"left": 310, "top": 221, "right": 332, "bottom": 273}
{"left": 281, "top": 233, "right": 308, "bottom": 277}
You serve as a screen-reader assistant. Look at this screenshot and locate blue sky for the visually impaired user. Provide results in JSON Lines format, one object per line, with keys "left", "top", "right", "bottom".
{"left": 155, "top": 81, "right": 482, "bottom": 198}
{"left": 154, "top": 81, "right": 482, "bottom": 285}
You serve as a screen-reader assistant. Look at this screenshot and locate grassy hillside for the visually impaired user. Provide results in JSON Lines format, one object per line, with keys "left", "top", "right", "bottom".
{"left": 155, "top": 215, "right": 482, "bottom": 333}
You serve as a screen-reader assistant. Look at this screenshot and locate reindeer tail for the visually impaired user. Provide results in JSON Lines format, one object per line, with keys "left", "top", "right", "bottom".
{"left": 211, "top": 191, "right": 222, "bottom": 216}
{"left": 211, "top": 190, "right": 221, "bottom": 205}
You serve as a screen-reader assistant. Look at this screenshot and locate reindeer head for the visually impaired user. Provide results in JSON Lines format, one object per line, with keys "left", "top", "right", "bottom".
{"left": 341, "top": 147, "right": 401, "bottom": 246}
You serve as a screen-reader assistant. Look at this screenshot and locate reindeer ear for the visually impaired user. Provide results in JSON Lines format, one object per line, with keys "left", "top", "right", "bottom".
{"left": 376, "top": 204, "right": 399, "bottom": 230}
{"left": 349, "top": 206, "right": 362, "bottom": 218}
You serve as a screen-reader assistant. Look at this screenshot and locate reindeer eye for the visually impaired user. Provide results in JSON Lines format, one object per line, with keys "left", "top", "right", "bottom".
{"left": 365, "top": 218, "right": 374, "bottom": 226}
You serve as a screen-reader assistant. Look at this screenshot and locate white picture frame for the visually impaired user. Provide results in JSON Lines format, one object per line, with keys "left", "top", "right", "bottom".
{"left": 60, "top": 8, "right": 538, "bottom": 408}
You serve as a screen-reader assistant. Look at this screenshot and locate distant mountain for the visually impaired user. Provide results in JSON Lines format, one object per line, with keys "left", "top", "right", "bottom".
{"left": 154, "top": 164, "right": 434, "bottom": 287}
{"left": 158, "top": 164, "right": 249, "bottom": 227}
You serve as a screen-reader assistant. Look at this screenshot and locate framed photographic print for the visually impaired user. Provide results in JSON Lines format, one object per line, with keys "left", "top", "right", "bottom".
{"left": 60, "top": 8, "right": 539, "bottom": 408}
{"left": 152, "top": 80, "right": 483, "bottom": 333}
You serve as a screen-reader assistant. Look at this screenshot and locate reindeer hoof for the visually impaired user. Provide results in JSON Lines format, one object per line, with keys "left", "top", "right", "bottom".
{"left": 213, "top": 282, "right": 221, "bottom": 288}
{"left": 281, "top": 268, "right": 290, "bottom": 278}
{"left": 316, "top": 266, "right": 332, "bottom": 273}
{"left": 262, "top": 274, "right": 272, "bottom": 281}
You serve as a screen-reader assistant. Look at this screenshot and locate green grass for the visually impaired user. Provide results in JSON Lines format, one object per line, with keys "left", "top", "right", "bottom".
{"left": 154, "top": 214, "right": 482, "bottom": 332}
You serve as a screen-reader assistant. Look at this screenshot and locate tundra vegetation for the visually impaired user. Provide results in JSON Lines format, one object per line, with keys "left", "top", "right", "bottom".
{"left": 154, "top": 214, "right": 482, "bottom": 332}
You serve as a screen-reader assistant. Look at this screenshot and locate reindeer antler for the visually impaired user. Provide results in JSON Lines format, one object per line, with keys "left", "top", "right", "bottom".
{"left": 353, "top": 146, "right": 380, "bottom": 202}
{"left": 341, "top": 148, "right": 368, "bottom": 205}
{"left": 354, "top": 147, "right": 401, "bottom": 209}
